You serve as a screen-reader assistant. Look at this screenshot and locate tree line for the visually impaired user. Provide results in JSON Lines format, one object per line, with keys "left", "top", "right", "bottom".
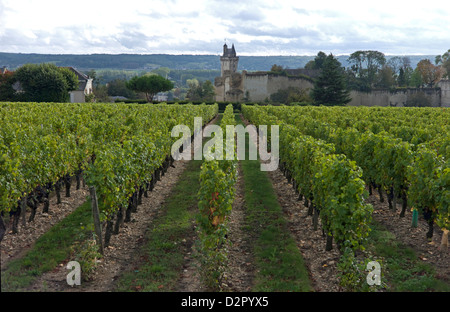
{"left": 1, "top": 49, "right": 448, "bottom": 104}
{"left": 0, "top": 64, "right": 204, "bottom": 103}
{"left": 308, "top": 49, "right": 449, "bottom": 91}
{"left": 272, "top": 49, "right": 450, "bottom": 106}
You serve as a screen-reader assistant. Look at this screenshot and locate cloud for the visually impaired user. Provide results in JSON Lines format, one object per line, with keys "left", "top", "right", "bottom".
{"left": 0, "top": 0, "right": 449, "bottom": 56}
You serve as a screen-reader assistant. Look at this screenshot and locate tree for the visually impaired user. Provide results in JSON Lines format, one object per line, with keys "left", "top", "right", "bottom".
{"left": 410, "top": 68, "right": 424, "bottom": 88}
{"left": 270, "top": 86, "right": 312, "bottom": 104}
{"left": 269, "top": 64, "right": 287, "bottom": 75}
{"left": 399, "top": 56, "right": 413, "bottom": 87}
{"left": 91, "top": 84, "right": 111, "bottom": 103}
{"left": 126, "top": 74, "right": 174, "bottom": 102}
{"left": 107, "top": 78, "right": 138, "bottom": 99}
{"left": 305, "top": 51, "right": 327, "bottom": 70}
{"left": 311, "top": 54, "right": 351, "bottom": 106}
{"left": 376, "top": 65, "right": 396, "bottom": 89}
{"left": 416, "top": 59, "right": 442, "bottom": 87}
{"left": 151, "top": 67, "right": 170, "bottom": 79}
{"left": 0, "top": 70, "right": 16, "bottom": 101}
{"left": 398, "top": 67, "right": 407, "bottom": 87}
{"left": 14, "top": 63, "right": 78, "bottom": 102}
{"left": 347, "top": 50, "right": 386, "bottom": 90}
{"left": 200, "top": 80, "right": 215, "bottom": 102}
{"left": 387, "top": 56, "right": 403, "bottom": 78}
{"left": 384, "top": 56, "right": 413, "bottom": 87}
{"left": 435, "top": 49, "right": 450, "bottom": 79}
{"left": 186, "top": 79, "right": 215, "bottom": 102}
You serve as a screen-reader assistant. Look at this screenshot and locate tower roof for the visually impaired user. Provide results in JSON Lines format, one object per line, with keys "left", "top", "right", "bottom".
{"left": 223, "top": 43, "right": 237, "bottom": 57}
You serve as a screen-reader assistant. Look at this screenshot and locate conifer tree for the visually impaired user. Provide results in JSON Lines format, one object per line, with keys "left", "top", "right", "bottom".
{"left": 312, "top": 54, "right": 351, "bottom": 106}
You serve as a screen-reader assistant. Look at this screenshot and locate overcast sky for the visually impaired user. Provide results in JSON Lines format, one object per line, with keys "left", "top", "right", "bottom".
{"left": 1, "top": 0, "right": 449, "bottom": 56}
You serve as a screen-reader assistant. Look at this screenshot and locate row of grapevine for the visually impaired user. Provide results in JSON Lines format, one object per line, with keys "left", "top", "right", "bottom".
{"left": 281, "top": 106, "right": 449, "bottom": 154}
{"left": 0, "top": 102, "right": 218, "bottom": 243}
{"left": 241, "top": 104, "right": 373, "bottom": 253}
{"left": 0, "top": 103, "right": 94, "bottom": 235}
{"left": 258, "top": 105, "right": 449, "bottom": 242}
{"left": 197, "top": 104, "right": 238, "bottom": 289}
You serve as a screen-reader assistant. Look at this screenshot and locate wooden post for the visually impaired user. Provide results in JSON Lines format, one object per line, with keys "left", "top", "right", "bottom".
{"left": 0, "top": 215, "right": 6, "bottom": 242}
{"left": 20, "top": 196, "right": 27, "bottom": 227}
{"left": 89, "top": 186, "right": 104, "bottom": 255}
{"left": 440, "top": 229, "right": 448, "bottom": 252}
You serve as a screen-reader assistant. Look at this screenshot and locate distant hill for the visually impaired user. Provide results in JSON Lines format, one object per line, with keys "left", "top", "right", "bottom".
{"left": 0, "top": 52, "right": 436, "bottom": 72}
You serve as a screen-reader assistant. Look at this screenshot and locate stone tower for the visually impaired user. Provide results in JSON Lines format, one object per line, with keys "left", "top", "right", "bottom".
{"left": 220, "top": 43, "right": 239, "bottom": 76}
{"left": 215, "top": 43, "right": 243, "bottom": 102}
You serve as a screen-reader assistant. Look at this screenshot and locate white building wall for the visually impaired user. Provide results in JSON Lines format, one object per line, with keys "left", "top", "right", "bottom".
{"left": 69, "top": 91, "right": 86, "bottom": 103}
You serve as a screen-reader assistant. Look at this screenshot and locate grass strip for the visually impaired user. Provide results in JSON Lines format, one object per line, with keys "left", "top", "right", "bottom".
{"left": 113, "top": 115, "right": 224, "bottom": 292}
{"left": 114, "top": 158, "right": 203, "bottom": 292}
{"left": 1, "top": 198, "right": 93, "bottom": 291}
{"left": 237, "top": 114, "right": 313, "bottom": 292}
{"left": 367, "top": 221, "right": 450, "bottom": 292}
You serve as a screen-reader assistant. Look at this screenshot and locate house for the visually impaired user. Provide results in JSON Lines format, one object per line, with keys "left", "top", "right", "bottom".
{"left": 66, "top": 67, "right": 93, "bottom": 103}
{"left": 5, "top": 66, "right": 93, "bottom": 103}
{"left": 153, "top": 92, "right": 169, "bottom": 102}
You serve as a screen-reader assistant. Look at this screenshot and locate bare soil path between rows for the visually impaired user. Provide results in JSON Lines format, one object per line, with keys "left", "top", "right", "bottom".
{"left": 27, "top": 160, "right": 191, "bottom": 292}
{"left": 1, "top": 183, "right": 89, "bottom": 269}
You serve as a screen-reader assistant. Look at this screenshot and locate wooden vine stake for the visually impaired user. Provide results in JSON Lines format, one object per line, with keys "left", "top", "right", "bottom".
{"left": 440, "top": 229, "right": 448, "bottom": 252}
{"left": 90, "top": 186, "right": 104, "bottom": 255}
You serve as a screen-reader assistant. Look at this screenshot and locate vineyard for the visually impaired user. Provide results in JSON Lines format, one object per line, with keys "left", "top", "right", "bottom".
{"left": 0, "top": 102, "right": 449, "bottom": 293}
{"left": 242, "top": 105, "right": 449, "bottom": 247}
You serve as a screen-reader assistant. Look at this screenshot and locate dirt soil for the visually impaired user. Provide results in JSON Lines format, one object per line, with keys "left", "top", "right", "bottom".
{"left": 1, "top": 183, "right": 90, "bottom": 268}
{"left": 266, "top": 168, "right": 343, "bottom": 291}
{"left": 175, "top": 164, "right": 256, "bottom": 292}
{"left": 25, "top": 159, "right": 191, "bottom": 292}
{"left": 222, "top": 164, "right": 256, "bottom": 291}
{"left": 367, "top": 194, "right": 449, "bottom": 283}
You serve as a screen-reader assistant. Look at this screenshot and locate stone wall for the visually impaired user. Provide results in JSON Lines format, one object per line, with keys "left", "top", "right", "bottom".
{"left": 214, "top": 76, "right": 226, "bottom": 102}
{"left": 242, "top": 72, "right": 268, "bottom": 102}
{"left": 348, "top": 88, "right": 442, "bottom": 107}
{"left": 215, "top": 55, "right": 450, "bottom": 106}
{"left": 266, "top": 75, "right": 314, "bottom": 95}
{"left": 437, "top": 79, "right": 450, "bottom": 107}
{"left": 242, "top": 72, "right": 314, "bottom": 102}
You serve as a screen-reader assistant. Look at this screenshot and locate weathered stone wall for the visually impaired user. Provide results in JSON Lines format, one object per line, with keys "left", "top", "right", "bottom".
{"left": 348, "top": 88, "right": 442, "bottom": 107}
{"left": 437, "top": 79, "right": 450, "bottom": 107}
{"left": 214, "top": 44, "right": 450, "bottom": 106}
{"left": 214, "top": 76, "right": 226, "bottom": 102}
{"left": 242, "top": 72, "right": 314, "bottom": 102}
{"left": 266, "top": 75, "right": 314, "bottom": 95}
{"left": 242, "top": 72, "right": 268, "bottom": 102}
